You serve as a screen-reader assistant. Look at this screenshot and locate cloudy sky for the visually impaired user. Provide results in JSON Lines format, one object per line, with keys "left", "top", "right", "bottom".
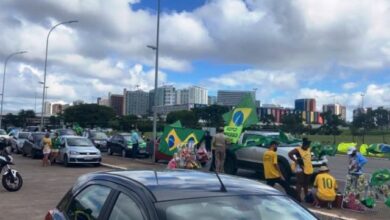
{"left": 1, "top": 0, "right": 390, "bottom": 120}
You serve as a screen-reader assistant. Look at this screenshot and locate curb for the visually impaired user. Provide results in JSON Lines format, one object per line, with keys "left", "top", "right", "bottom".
{"left": 309, "top": 209, "right": 357, "bottom": 220}
{"left": 101, "top": 163, "right": 127, "bottom": 170}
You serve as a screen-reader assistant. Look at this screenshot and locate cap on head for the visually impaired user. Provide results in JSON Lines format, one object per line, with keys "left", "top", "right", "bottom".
{"left": 347, "top": 146, "right": 357, "bottom": 155}
{"left": 319, "top": 166, "right": 329, "bottom": 172}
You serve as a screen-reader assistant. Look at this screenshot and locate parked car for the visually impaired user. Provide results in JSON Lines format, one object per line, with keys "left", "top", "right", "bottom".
{"left": 45, "top": 170, "right": 317, "bottom": 220}
{"left": 57, "top": 136, "right": 101, "bottom": 167}
{"left": 10, "top": 131, "right": 31, "bottom": 154}
{"left": 83, "top": 130, "right": 108, "bottom": 151}
{"left": 25, "top": 126, "right": 39, "bottom": 132}
{"left": 0, "top": 129, "right": 10, "bottom": 139}
{"left": 56, "top": 129, "right": 77, "bottom": 136}
{"left": 21, "top": 132, "right": 45, "bottom": 158}
{"left": 107, "top": 133, "right": 149, "bottom": 158}
{"left": 224, "top": 130, "right": 328, "bottom": 182}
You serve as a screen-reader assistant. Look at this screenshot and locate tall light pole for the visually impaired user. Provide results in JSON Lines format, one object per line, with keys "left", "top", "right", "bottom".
{"left": 39, "top": 81, "right": 49, "bottom": 116}
{"left": 0, "top": 51, "right": 27, "bottom": 129}
{"left": 147, "top": 0, "right": 161, "bottom": 163}
{"left": 40, "top": 20, "right": 78, "bottom": 131}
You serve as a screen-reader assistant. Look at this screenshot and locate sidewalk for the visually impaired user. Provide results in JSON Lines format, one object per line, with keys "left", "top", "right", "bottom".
{"left": 101, "top": 155, "right": 388, "bottom": 220}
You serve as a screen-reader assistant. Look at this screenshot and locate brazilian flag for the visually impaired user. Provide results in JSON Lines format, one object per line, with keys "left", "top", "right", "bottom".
{"left": 158, "top": 121, "right": 205, "bottom": 156}
{"left": 223, "top": 94, "right": 259, "bottom": 143}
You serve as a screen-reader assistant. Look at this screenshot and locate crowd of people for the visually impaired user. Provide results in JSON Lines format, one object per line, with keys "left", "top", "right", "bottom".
{"left": 205, "top": 131, "right": 368, "bottom": 210}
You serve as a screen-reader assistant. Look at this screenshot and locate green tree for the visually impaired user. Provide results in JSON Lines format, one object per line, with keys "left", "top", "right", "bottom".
{"left": 193, "top": 105, "right": 229, "bottom": 127}
{"left": 261, "top": 114, "right": 275, "bottom": 129}
{"left": 166, "top": 110, "right": 199, "bottom": 128}
{"left": 374, "top": 107, "right": 389, "bottom": 142}
{"left": 64, "top": 104, "right": 115, "bottom": 128}
{"left": 352, "top": 111, "right": 376, "bottom": 143}
{"left": 281, "top": 114, "right": 304, "bottom": 135}
{"left": 319, "top": 111, "right": 344, "bottom": 144}
{"left": 18, "top": 109, "right": 36, "bottom": 127}
{"left": 3, "top": 113, "right": 19, "bottom": 128}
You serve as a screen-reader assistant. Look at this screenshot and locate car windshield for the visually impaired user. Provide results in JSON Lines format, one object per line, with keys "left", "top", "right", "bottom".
{"left": 156, "top": 195, "right": 316, "bottom": 220}
{"left": 67, "top": 138, "right": 93, "bottom": 147}
{"left": 91, "top": 132, "right": 107, "bottom": 139}
{"left": 19, "top": 133, "right": 30, "bottom": 139}
{"left": 0, "top": 130, "right": 6, "bottom": 135}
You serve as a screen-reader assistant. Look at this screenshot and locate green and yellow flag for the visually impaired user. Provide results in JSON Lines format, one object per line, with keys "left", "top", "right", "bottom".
{"left": 223, "top": 94, "right": 259, "bottom": 143}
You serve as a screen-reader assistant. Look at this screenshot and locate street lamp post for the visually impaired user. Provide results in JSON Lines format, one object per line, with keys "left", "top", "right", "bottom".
{"left": 147, "top": 0, "right": 161, "bottom": 163}
{"left": 39, "top": 81, "right": 49, "bottom": 116}
{"left": 0, "top": 51, "right": 27, "bottom": 129}
{"left": 40, "top": 20, "right": 78, "bottom": 131}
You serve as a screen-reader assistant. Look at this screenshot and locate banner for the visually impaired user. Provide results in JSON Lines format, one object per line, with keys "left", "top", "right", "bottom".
{"left": 224, "top": 126, "right": 243, "bottom": 143}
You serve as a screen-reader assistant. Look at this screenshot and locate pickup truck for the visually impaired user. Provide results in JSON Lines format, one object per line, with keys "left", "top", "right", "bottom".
{"left": 224, "top": 130, "right": 328, "bottom": 183}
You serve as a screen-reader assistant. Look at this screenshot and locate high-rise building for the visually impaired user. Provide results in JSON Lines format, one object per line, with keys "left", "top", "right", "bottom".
{"left": 176, "top": 89, "right": 189, "bottom": 105}
{"left": 176, "top": 86, "right": 208, "bottom": 105}
{"left": 124, "top": 89, "right": 150, "bottom": 116}
{"left": 109, "top": 93, "right": 124, "bottom": 116}
{"left": 73, "top": 100, "right": 84, "bottom": 106}
{"left": 52, "top": 104, "right": 63, "bottom": 115}
{"left": 149, "top": 85, "right": 176, "bottom": 108}
{"left": 295, "top": 99, "right": 316, "bottom": 112}
{"left": 44, "top": 102, "right": 52, "bottom": 116}
{"left": 323, "top": 104, "right": 347, "bottom": 121}
{"left": 217, "top": 90, "right": 256, "bottom": 107}
{"left": 208, "top": 96, "right": 217, "bottom": 105}
{"left": 97, "top": 97, "right": 109, "bottom": 106}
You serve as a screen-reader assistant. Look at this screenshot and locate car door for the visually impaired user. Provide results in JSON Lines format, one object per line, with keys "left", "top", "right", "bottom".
{"left": 117, "top": 136, "right": 126, "bottom": 152}
{"left": 23, "top": 134, "right": 34, "bottom": 156}
{"left": 110, "top": 135, "right": 119, "bottom": 153}
{"left": 235, "top": 133, "right": 269, "bottom": 166}
{"left": 63, "top": 184, "right": 114, "bottom": 220}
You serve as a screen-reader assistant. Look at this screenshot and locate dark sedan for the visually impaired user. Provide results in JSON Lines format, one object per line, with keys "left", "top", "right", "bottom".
{"left": 107, "top": 133, "right": 149, "bottom": 158}
{"left": 83, "top": 130, "right": 108, "bottom": 151}
{"left": 21, "top": 132, "right": 45, "bottom": 158}
{"left": 46, "top": 170, "right": 318, "bottom": 220}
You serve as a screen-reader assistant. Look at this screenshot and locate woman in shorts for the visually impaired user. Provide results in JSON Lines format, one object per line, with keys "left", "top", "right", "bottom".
{"left": 42, "top": 133, "right": 52, "bottom": 167}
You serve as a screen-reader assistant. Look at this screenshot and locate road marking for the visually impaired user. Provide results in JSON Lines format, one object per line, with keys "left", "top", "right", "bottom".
{"left": 101, "top": 163, "right": 127, "bottom": 170}
{"left": 309, "top": 209, "right": 357, "bottom": 220}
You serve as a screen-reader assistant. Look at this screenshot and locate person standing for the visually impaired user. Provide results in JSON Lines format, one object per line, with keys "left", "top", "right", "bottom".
{"left": 212, "top": 128, "right": 227, "bottom": 173}
{"left": 204, "top": 131, "right": 215, "bottom": 172}
{"left": 50, "top": 132, "right": 60, "bottom": 164}
{"left": 263, "top": 141, "right": 297, "bottom": 199}
{"left": 131, "top": 130, "right": 139, "bottom": 158}
{"left": 313, "top": 166, "right": 338, "bottom": 209}
{"left": 42, "top": 133, "right": 52, "bottom": 167}
{"left": 288, "top": 138, "right": 314, "bottom": 202}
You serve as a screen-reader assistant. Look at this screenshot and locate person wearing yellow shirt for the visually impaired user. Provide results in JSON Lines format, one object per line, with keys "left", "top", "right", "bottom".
{"left": 263, "top": 141, "right": 296, "bottom": 200}
{"left": 313, "top": 166, "right": 338, "bottom": 209}
{"left": 288, "top": 138, "right": 314, "bottom": 202}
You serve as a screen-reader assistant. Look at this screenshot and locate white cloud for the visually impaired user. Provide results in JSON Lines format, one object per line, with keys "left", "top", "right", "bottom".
{"left": 342, "top": 82, "right": 358, "bottom": 90}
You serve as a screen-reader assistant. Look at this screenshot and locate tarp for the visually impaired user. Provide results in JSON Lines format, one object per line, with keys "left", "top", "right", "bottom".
{"left": 158, "top": 121, "right": 205, "bottom": 156}
{"left": 337, "top": 142, "right": 357, "bottom": 153}
{"left": 367, "top": 144, "right": 390, "bottom": 157}
{"left": 311, "top": 141, "right": 337, "bottom": 158}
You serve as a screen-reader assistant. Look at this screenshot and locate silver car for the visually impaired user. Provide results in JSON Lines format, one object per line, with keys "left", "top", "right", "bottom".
{"left": 10, "top": 132, "right": 31, "bottom": 154}
{"left": 225, "top": 131, "right": 328, "bottom": 182}
{"left": 57, "top": 136, "right": 101, "bottom": 167}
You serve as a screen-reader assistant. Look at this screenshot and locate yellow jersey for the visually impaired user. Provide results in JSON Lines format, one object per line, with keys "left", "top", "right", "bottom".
{"left": 314, "top": 173, "right": 338, "bottom": 201}
{"left": 296, "top": 147, "right": 314, "bottom": 175}
{"left": 263, "top": 150, "right": 280, "bottom": 179}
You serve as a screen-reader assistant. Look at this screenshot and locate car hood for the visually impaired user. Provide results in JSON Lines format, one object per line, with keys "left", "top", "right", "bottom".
{"left": 67, "top": 146, "right": 100, "bottom": 152}
{"left": 0, "top": 134, "right": 10, "bottom": 139}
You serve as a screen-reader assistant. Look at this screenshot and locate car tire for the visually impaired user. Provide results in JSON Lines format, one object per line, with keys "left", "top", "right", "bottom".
{"left": 224, "top": 151, "right": 237, "bottom": 175}
{"left": 121, "top": 149, "right": 127, "bottom": 158}
{"left": 93, "top": 163, "right": 101, "bottom": 167}
{"left": 107, "top": 147, "right": 113, "bottom": 155}
{"left": 63, "top": 155, "right": 70, "bottom": 167}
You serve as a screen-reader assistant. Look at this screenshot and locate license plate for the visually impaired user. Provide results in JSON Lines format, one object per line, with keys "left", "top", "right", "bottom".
{"left": 84, "top": 157, "right": 94, "bottom": 160}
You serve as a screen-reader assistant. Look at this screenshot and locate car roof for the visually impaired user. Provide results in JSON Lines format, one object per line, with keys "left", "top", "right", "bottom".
{"left": 89, "top": 170, "right": 282, "bottom": 202}
{"left": 62, "top": 135, "right": 85, "bottom": 139}
{"left": 243, "top": 130, "right": 280, "bottom": 136}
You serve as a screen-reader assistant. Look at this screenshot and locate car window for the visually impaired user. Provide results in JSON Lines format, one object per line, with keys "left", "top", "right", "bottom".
{"left": 91, "top": 132, "right": 108, "bottom": 139}
{"left": 19, "top": 133, "right": 30, "bottom": 139}
{"left": 66, "top": 185, "right": 111, "bottom": 220}
{"left": 109, "top": 193, "right": 145, "bottom": 220}
{"left": 67, "top": 138, "right": 93, "bottom": 147}
{"left": 156, "top": 195, "right": 316, "bottom": 220}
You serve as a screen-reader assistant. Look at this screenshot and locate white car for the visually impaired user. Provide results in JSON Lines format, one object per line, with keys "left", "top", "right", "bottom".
{"left": 0, "top": 129, "right": 10, "bottom": 139}
{"left": 57, "top": 136, "right": 101, "bottom": 167}
{"left": 10, "top": 131, "right": 31, "bottom": 154}
{"left": 225, "top": 130, "right": 328, "bottom": 182}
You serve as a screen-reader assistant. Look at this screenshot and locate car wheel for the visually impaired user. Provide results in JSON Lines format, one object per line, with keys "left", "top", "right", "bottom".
{"left": 107, "top": 147, "right": 113, "bottom": 155}
{"left": 121, "top": 149, "right": 127, "bottom": 158}
{"left": 224, "top": 151, "right": 237, "bottom": 175}
{"left": 63, "top": 155, "right": 70, "bottom": 167}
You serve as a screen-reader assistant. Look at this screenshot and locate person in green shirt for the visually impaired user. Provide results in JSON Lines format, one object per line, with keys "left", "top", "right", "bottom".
{"left": 50, "top": 132, "right": 61, "bottom": 164}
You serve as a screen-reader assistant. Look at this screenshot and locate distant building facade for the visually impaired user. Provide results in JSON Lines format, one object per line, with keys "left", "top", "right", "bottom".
{"left": 258, "top": 106, "right": 323, "bottom": 125}
{"left": 217, "top": 90, "right": 256, "bottom": 107}
{"left": 323, "top": 104, "right": 347, "bottom": 121}
{"left": 109, "top": 93, "right": 124, "bottom": 116}
{"left": 153, "top": 104, "right": 207, "bottom": 116}
{"left": 97, "top": 97, "right": 109, "bottom": 106}
{"left": 295, "top": 99, "right": 316, "bottom": 112}
{"left": 52, "top": 104, "right": 63, "bottom": 115}
{"left": 208, "top": 96, "right": 217, "bottom": 105}
{"left": 44, "top": 102, "right": 52, "bottom": 116}
{"left": 124, "top": 89, "right": 149, "bottom": 116}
